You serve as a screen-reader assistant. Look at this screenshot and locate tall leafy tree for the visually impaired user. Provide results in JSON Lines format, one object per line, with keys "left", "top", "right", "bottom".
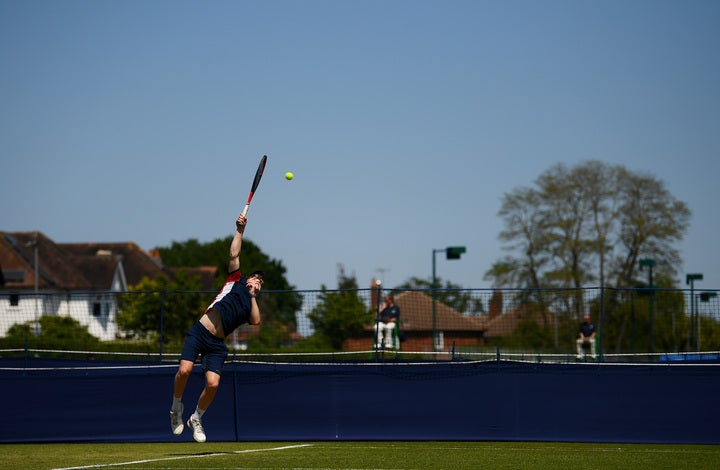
{"left": 488, "top": 187, "right": 549, "bottom": 289}
{"left": 117, "top": 269, "right": 208, "bottom": 343}
{"left": 484, "top": 161, "right": 692, "bottom": 351}
{"left": 614, "top": 170, "right": 690, "bottom": 287}
{"left": 486, "top": 160, "right": 691, "bottom": 290}
{"left": 307, "top": 265, "right": 374, "bottom": 349}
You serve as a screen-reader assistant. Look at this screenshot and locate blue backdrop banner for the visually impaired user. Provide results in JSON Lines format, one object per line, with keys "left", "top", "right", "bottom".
{"left": 2, "top": 360, "right": 718, "bottom": 444}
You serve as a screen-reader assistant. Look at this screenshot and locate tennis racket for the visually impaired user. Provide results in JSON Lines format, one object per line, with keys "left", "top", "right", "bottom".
{"left": 241, "top": 154, "right": 268, "bottom": 216}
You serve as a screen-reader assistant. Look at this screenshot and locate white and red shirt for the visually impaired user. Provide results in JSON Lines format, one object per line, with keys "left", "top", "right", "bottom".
{"left": 206, "top": 270, "right": 254, "bottom": 335}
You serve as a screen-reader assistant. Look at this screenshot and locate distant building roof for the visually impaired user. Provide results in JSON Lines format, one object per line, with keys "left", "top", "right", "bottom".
{"left": 0, "top": 232, "right": 165, "bottom": 291}
{"left": 483, "top": 302, "right": 554, "bottom": 338}
{"left": 166, "top": 266, "right": 219, "bottom": 291}
{"left": 62, "top": 242, "right": 165, "bottom": 287}
{"left": 368, "top": 290, "right": 486, "bottom": 332}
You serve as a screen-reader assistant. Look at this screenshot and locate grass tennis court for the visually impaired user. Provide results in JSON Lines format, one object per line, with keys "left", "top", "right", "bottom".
{"left": 4, "top": 441, "right": 720, "bottom": 470}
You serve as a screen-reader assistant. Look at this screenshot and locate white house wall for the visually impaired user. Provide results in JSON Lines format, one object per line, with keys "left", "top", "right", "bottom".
{"left": 0, "top": 292, "right": 117, "bottom": 341}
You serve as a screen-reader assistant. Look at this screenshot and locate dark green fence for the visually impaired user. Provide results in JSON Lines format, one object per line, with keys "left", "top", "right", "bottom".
{"left": 1, "top": 287, "right": 719, "bottom": 362}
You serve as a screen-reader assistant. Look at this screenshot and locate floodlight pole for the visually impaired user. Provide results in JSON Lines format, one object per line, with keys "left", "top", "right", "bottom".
{"left": 432, "top": 249, "right": 442, "bottom": 352}
{"left": 431, "top": 246, "right": 466, "bottom": 352}
{"left": 686, "top": 273, "right": 703, "bottom": 351}
{"left": 699, "top": 292, "right": 718, "bottom": 351}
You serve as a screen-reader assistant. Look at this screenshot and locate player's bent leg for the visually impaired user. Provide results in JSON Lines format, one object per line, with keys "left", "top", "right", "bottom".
{"left": 175, "top": 360, "right": 194, "bottom": 390}
{"left": 198, "top": 371, "right": 221, "bottom": 410}
{"left": 170, "top": 360, "right": 195, "bottom": 436}
{"left": 187, "top": 370, "right": 221, "bottom": 443}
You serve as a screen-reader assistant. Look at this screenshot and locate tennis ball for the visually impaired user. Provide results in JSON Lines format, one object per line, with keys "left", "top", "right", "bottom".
{"left": 285, "top": 172, "right": 294, "bottom": 180}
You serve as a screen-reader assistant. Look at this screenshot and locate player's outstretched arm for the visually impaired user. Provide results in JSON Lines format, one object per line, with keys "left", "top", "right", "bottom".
{"left": 228, "top": 215, "right": 246, "bottom": 273}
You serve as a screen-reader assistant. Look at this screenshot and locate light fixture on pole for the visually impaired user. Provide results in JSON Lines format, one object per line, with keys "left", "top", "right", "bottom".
{"left": 431, "top": 246, "right": 466, "bottom": 352}
{"left": 698, "top": 291, "right": 717, "bottom": 352}
{"left": 686, "top": 273, "right": 703, "bottom": 351}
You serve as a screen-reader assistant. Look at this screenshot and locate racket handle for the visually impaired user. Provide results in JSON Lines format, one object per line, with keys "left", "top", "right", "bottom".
{"left": 242, "top": 204, "right": 250, "bottom": 216}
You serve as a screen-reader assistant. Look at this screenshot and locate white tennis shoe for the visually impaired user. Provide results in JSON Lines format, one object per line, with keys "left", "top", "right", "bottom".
{"left": 187, "top": 415, "right": 207, "bottom": 443}
{"left": 170, "top": 403, "right": 184, "bottom": 435}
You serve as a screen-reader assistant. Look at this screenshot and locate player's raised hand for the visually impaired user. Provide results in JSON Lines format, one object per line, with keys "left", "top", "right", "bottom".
{"left": 236, "top": 214, "right": 247, "bottom": 233}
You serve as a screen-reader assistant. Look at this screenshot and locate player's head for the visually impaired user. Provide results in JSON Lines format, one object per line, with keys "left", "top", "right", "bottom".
{"left": 246, "top": 270, "right": 265, "bottom": 294}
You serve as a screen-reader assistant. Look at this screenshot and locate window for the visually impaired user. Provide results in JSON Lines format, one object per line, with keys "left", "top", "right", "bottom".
{"left": 2, "top": 270, "right": 26, "bottom": 283}
{"left": 434, "top": 331, "right": 444, "bottom": 350}
{"left": 92, "top": 301, "right": 110, "bottom": 318}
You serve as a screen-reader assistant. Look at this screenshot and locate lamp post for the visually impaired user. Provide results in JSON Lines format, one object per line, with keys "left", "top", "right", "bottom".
{"left": 686, "top": 273, "right": 703, "bottom": 351}
{"left": 698, "top": 291, "right": 716, "bottom": 352}
{"left": 639, "top": 259, "right": 655, "bottom": 353}
{"left": 431, "top": 246, "right": 466, "bottom": 352}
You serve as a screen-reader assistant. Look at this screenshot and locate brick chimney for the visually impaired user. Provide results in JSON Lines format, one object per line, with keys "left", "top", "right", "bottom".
{"left": 489, "top": 289, "right": 503, "bottom": 319}
{"left": 148, "top": 249, "right": 163, "bottom": 268}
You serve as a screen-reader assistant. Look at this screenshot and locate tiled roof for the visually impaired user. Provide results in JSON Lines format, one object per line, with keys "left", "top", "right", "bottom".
{"left": 166, "top": 266, "right": 219, "bottom": 290}
{"left": 62, "top": 242, "right": 164, "bottom": 286}
{"left": 366, "top": 290, "right": 554, "bottom": 338}
{"left": 368, "top": 290, "right": 486, "bottom": 332}
{"left": 483, "top": 303, "right": 554, "bottom": 338}
{"left": 0, "top": 232, "right": 164, "bottom": 291}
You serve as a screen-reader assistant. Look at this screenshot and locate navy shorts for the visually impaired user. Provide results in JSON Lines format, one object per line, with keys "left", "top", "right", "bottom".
{"left": 180, "top": 321, "right": 228, "bottom": 375}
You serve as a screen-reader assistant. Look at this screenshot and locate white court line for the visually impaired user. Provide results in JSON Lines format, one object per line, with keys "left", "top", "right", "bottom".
{"left": 51, "top": 443, "right": 313, "bottom": 470}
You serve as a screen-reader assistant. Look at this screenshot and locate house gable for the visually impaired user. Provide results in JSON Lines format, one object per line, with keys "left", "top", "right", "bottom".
{"left": 60, "top": 242, "right": 164, "bottom": 288}
{"left": 166, "top": 266, "right": 219, "bottom": 290}
{"left": 483, "top": 303, "right": 555, "bottom": 339}
{"left": 1, "top": 232, "right": 165, "bottom": 291}
{"left": 374, "top": 290, "right": 486, "bottom": 332}
{"left": 1, "top": 232, "right": 86, "bottom": 289}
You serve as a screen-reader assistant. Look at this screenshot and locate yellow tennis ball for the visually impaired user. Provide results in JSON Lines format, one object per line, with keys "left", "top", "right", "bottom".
{"left": 285, "top": 171, "right": 294, "bottom": 180}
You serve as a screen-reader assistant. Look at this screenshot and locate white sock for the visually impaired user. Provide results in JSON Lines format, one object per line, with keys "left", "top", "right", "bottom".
{"left": 193, "top": 407, "right": 206, "bottom": 419}
{"left": 172, "top": 397, "right": 182, "bottom": 411}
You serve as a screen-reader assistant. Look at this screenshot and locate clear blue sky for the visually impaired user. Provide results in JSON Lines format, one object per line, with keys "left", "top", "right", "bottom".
{"left": 2, "top": 0, "right": 718, "bottom": 291}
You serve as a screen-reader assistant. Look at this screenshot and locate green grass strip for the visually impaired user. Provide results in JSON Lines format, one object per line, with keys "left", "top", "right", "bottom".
{"left": 2, "top": 441, "right": 719, "bottom": 470}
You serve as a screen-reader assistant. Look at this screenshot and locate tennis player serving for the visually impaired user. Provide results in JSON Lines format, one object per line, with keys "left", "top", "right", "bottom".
{"left": 170, "top": 213, "right": 264, "bottom": 442}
